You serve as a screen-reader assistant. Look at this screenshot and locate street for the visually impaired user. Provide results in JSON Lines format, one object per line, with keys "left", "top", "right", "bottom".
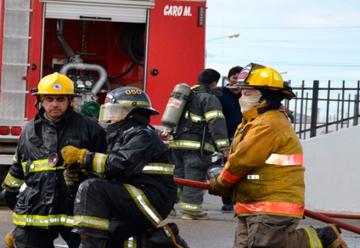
{"left": 0, "top": 193, "right": 359, "bottom": 248}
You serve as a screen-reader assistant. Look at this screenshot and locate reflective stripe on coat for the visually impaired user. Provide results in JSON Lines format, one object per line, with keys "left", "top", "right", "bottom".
{"left": 218, "top": 104, "right": 305, "bottom": 218}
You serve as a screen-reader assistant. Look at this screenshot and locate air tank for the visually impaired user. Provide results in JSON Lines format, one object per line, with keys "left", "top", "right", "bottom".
{"left": 161, "top": 83, "right": 192, "bottom": 128}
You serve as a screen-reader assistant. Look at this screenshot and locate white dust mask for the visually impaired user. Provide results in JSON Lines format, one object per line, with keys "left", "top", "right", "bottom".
{"left": 239, "top": 90, "right": 262, "bottom": 113}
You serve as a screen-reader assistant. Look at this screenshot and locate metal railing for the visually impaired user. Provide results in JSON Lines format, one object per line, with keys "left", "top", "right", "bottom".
{"left": 285, "top": 80, "right": 360, "bottom": 139}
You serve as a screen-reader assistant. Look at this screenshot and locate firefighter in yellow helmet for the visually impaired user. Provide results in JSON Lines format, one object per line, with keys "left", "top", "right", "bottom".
{"left": 2, "top": 72, "right": 106, "bottom": 248}
{"left": 209, "top": 63, "right": 348, "bottom": 248}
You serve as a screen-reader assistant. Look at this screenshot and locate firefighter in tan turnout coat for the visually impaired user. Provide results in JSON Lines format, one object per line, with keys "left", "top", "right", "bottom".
{"left": 209, "top": 63, "right": 348, "bottom": 248}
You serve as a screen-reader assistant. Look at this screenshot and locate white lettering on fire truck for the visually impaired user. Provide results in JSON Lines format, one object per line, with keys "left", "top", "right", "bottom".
{"left": 163, "top": 5, "right": 192, "bottom": 17}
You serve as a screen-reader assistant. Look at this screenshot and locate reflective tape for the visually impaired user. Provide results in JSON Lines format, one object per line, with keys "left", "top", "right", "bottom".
{"left": 124, "top": 184, "right": 162, "bottom": 227}
{"left": 214, "top": 138, "right": 229, "bottom": 148}
{"left": 92, "top": 153, "right": 107, "bottom": 175}
{"left": 265, "top": 153, "right": 303, "bottom": 166}
{"left": 220, "top": 169, "right": 241, "bottom": 184}
{"left": 21, "top": 159, "right": 65, "bottom": 173}
{"left": 184, "top": 111, "right": 204, "bottom": 123}
{"left": 168, "top": 140, "right": 215, "bottom": 152}
{"left": 3, "top": 173, "right": 23, "bottom": 189}
{"left": 204, "top": 110, "right": 224, "bottom": 122}
{"left": 123, "top": 236, "right": 138, "bottom": 248}
{"left": 304, "top": 227, "right": 323, "bottom": 248}
{"left": 13, "top": 213, "right": 74, "bottom": 227}
{"left": 236, "top": 201, "right": 304, "bottom": 217}
{"left": 178, "top": 202, "right": 203, "bottom": 212}
{"left": 142, "top": 163, "right": 174, "bottom": 175}
{"left": 73, "top": 215, "right": 109, "bottom": 230}
{"left": 118, "top": 100, "right": 149, "bottom": 108}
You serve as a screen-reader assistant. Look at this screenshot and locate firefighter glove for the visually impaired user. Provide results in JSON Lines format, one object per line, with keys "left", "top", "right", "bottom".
{"left": 63, "top": 167, "right": 88, "bottom": 187}
{"left": 208, "top": 178, "right": 230, "bottom": 197}
{"left": 4, "top": 230, "right": 14, "bottom": 248}
{"left": 61, "top": 145, "right": 88, "bottom": 166}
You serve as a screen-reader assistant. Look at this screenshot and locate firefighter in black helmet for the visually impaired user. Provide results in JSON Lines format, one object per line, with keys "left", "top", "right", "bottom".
{"left": 61, "top": 86, "right": 188, "bottom": 248}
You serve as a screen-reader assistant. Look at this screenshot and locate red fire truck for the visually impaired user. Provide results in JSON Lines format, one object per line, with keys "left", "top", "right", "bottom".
{"left": 0, "top": 0, "right": 206, "bottom": 179}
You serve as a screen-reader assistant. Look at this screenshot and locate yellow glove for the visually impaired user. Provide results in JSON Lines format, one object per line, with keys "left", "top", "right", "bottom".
{"left": 208, "top": 178, "right": 231, "bottom": 197}
{"left": 4, "top": 230, "right": 14, "bottom": 248}
{"left": 61, "top": 145, "right": 88, "bottom": 166}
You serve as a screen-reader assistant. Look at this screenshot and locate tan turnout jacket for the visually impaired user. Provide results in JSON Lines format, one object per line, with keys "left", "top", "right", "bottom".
{"left": 217, "top": 103, "right": 305, "bottom": 218}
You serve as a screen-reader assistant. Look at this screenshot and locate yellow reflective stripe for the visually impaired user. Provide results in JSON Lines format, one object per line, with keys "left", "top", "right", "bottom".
{"left": 142, "top": 163, "right": 174, "bottom": 175}
{"left": 92, "top": 153, "right": 107, "bottom": 175}
{"left": 12, "top": 213, "right": 74, "bottom": 227}
{"left": 3, "top": 173, "right": 23, "bottom": 188}
{"left": 204, "top": 110, "right": 224, "bottom": 122}
{"left": 21, "top": 159, "right": 48, "bottom": 166}
{"left": 215, "top": 138, "right": 229, "bottom": 148}
{"left": 73, "top": 215, "right": 110, "bottom": 230}
{"left": 168, "top": 140, "right": 215, "bottom": 152}
{"left": 304, "top": 227, "right": 323, "bottom": 248}
{"left": 169, "top": 140, "right": 200, "bottom": 149}
{"left": 21, "top": 159, "right": 65, "bottom": 172}
{"left": 29, "top": 166, "right": 65, "bottom": 172}
{"left": 178, "top": 202, "right": 203, "bottom": 212}
{"left": 124, "top": 184, "right": 162, "bottom": 227}
{"left": 184, "top": 111, "right": 204, "bottom": 123}
{"left": 12, "top": 155, "right": 17, "bottom": 163}
{"left": 265, "top": 153, "right": 303, "bottom": 166}
{"left": 123, "top": 236, "right": 138, "bottom": 248}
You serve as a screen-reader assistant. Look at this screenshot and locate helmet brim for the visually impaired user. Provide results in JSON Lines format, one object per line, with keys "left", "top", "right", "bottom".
{"left": 262, "top": 86, "right": 296, "bottom": 99}
{"left": 142, "top": 107, "right": 159, "bottom": 115}
{"left": 226, "top": 81, "right": 251, "bottom": 89}
{"left": 280, "top": 89, "right": 296, "bottom": 99}
{"left": 228, "top": 80, "right": 296, "bottom": 99}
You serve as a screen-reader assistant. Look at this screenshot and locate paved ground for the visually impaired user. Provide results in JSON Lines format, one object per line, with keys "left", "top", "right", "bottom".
{"left": 0, "top": 194, "right": 359, "bottom": 248}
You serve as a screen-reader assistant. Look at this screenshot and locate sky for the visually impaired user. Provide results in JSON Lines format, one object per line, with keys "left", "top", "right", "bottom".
{"left": 205, "top": 0, "right": 360, "bottom": 87}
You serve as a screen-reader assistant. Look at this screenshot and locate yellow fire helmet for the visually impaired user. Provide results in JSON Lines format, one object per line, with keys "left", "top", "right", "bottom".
{"left": 34, "top": 72, "right": 74, "bottom": 95}
{"left": 232, "top": 63, "right": 295, "bottom": 99}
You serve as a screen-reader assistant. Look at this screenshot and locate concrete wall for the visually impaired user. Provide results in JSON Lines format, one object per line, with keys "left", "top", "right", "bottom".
{"left": 302, "top": 125, "right": 360, "bottom": 213}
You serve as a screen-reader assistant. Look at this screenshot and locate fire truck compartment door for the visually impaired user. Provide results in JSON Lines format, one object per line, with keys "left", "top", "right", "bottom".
{"left": 41, "top": 0, "right": 154, "bottom": 23}
{"left": 145, "top": 1, "right": 206, "bottom": 125}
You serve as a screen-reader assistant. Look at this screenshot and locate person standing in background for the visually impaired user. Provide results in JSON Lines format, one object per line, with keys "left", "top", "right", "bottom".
{"left": 216, "top": 66, "right": 243, "bottom": 212}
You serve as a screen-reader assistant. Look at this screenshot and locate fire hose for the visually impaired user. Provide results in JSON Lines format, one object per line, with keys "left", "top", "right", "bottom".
{"left": 173, "top": 177, "right": 360, "bottom": 235}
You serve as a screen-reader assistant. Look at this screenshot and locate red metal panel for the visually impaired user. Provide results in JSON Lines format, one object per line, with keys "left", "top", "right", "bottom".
{"left": 0, "top": 0, "right": 5, "bottom": 93}
{"left": 26, "top": 0, "right": 43, "bottom": 119}
{"left": 146, "top": 0, "right": 206, "bottom": 125}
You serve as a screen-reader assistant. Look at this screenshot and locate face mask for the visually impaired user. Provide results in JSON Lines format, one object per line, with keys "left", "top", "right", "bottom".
{"left": 238, "top": 90, "right": 262, "bottom": 113}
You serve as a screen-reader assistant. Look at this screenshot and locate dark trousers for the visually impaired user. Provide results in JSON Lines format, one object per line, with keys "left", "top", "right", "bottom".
{"left": 234, "top": 215, "right": 308, "bottom": 248}
{"left": 171, "top": 149, "right": 211, "bottom": 207}
{"left": 74, "top": 178, "right": 173, "bottom": 247}
{"left": 222, "top": 196, "right": 233, "bottom": 205}
{"left": 13, "top": 226, "right": 80, "bottom": 248}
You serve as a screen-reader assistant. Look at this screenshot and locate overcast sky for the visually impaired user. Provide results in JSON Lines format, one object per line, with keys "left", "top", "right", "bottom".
{"left": 205, "top": 0, "right": 360, "bottom": 86}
